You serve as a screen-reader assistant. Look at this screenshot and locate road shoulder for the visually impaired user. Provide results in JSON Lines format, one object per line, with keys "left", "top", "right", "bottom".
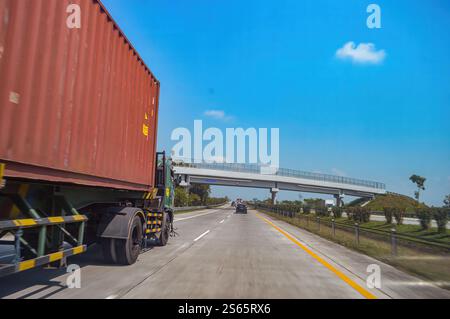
{"left": 257, "top": 210, "right": 450, "bottom": 299}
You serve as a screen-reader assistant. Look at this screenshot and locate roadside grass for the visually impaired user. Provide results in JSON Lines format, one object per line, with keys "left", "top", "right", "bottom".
{"left": 259, "top": 210, "right": 450, "bottom": 290}
{"left": 350, "top": 193, "right": 428, "bottom": 213}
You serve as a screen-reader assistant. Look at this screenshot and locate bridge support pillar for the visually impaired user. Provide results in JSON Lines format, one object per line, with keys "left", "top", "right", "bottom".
{"left": 334, "top": 193, "right": 344, "bottom": 207}
{"left": 178, "top": 175, "right": 191, "bottom": 188}
{"left": 271, "top": 188, "right": 279, "bottom": 205}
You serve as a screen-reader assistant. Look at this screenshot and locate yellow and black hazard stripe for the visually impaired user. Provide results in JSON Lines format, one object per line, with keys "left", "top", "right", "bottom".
{"left": 142, "top": 188, "right": 158, "bottom": 200}
{"left": 0, "top": 163, "right": 5, "bottom": 180}
{"left": 0, "top": 215, "right": 88, "bottom": 231}
{"left": 0, "top": 163, "right": 5, "bottom": 189}
{"left": 0, "top": 245, "right": 87, "bottom": 278}
{"left": 146, "top": 228, "right": 161, "bottom": 234}
{"left": 147, "top": 212, "right": 163, "bottom": 218}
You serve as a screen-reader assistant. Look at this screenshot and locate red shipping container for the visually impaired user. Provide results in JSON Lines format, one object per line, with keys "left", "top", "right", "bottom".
{"left": 0, "top": 0, "right": 159, "bottom": 191}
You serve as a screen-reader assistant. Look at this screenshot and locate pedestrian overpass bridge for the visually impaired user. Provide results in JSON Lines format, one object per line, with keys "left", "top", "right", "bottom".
{"left": 173, "top": 160, "right": 386, "bottom": 205}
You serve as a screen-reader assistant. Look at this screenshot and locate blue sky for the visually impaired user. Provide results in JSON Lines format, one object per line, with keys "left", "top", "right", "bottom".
{"left": 102, "top": 0, "right": 450, "bottom": 205}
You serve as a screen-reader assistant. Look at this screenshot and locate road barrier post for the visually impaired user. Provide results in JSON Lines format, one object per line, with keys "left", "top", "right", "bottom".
{"left": 391, "top": 228, "right": 397, "bottom": 256}
{"left": 332, "top": 218, "right": 336, "bottom": 237}
{"left": 355, "top": 223, "right": 360, "bottom": 245}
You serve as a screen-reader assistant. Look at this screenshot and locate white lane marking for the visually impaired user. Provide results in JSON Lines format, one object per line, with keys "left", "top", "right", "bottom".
{"left": 175, "top": 210, "right": 223, "bottom": 222}
{"left": 194, "top": 230, "right": 210, "bottom": 242}
{"left": 105, "top": 295, "right": 118, "bottom": 299}
{"left": 219, "top": 219, "right": 225, "bottom": 224}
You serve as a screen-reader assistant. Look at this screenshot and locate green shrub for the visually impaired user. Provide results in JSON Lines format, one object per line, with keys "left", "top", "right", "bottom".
{"left": 383, "top": 207, "right": 394, "bottom": 224}
{"left": 345, "top": 207, "right": 354, "bottom": 221}
{"left": 393, "top": 207, "right": 405, "bottom": 225}
{"left": 332, "top": 206, "right": 343, "bottom": 218}
{"left": 361, "top": 207, "right": 371, "bottom": 223}
{"left": 432, "top": 208, "right": 449, "bottom": 234}
{"left": 352, "top": 207, "right": 371, "bottom": 223}
{"left": 188, "top": 193, "right": 202, "bottom": 206}
{"left": 415, "top": 208, "right": 432, "bottom": 230}
{"left": 174, "top": 187, "right": 189, "bottom": 207}
{"left": 303, "top": 205, "right": 311, "bottom": 214}
{"left": 315, "top": 206, "right": 330, "bottom": 217}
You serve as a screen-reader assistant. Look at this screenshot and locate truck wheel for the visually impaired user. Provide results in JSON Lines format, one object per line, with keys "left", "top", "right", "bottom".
{"left": 116, "top": 215, "right": 143, "bottom": 265}
{"left": 157, "top": 212, "right": 171, "bottom": 246}
{"left": 101, "top": 238, "right": 117, "bottom": 264}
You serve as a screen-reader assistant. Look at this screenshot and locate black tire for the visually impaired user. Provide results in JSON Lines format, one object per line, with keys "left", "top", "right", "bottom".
{"left": 116, "top": 215, "right": 143, "bottom": 265}
{"left": 101, "top": 238, "right": 117, "bottom": 264}
{"left": 157, "top": 212, "right": 171, "bottom": 246}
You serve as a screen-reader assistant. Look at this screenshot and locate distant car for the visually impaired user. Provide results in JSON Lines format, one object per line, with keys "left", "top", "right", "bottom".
{"left": 231, "top": 201, "right": 236, "bottom": 207}
{"left": 236, "top": 203, "right": 247, "bottom": 214}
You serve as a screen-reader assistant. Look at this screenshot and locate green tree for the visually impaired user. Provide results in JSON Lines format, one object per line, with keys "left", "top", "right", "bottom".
{"left": 189, "top": 184, "right": 211, "bottom": 205}
{"left": 415, "top": 208, "right": 432, "bottom": 230}
{"left": 444, "top": 194, "right": 450, "bottom": 208}
{"left": 393, "top": 207, "right": 405, "bottom": 225}
{"left": 188, "top": 193, "right": 202, "bottom": 206}
{"left": 409, "top": 175, "right": 426, "bottom": 202}
{"left": 304, "top": 198, "right": 325, "bottom": 209}
{"left": 174, "top": 187, "right": 189, "bottom": 207}
{"left": 383, "top": 207, "right": 394, "bottom": 224}
{"left": 432, "top": 208, "right": 448, "bottom": 234}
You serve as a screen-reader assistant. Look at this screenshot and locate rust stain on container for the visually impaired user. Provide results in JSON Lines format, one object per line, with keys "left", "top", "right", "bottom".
{"left": 0, "top": 0, "right": 159, "bottom": 191}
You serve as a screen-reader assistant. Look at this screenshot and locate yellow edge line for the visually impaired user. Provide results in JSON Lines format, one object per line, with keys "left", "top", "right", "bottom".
{"left": 256, "top": 213, "right": 377, "bottom": 299}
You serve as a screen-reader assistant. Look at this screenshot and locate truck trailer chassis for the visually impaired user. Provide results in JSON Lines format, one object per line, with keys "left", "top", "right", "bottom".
{"left": 0, "top": 153, "right": 175, "bottom": 278}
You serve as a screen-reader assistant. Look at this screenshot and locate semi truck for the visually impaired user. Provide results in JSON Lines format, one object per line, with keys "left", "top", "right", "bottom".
{"left": 0, "top": 0, "right": 175, "bottom": 277}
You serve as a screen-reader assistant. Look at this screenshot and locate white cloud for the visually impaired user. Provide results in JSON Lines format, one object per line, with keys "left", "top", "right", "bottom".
{"left": 336, "top": 42, "right": 386, "bottom": 64}
{"left": 204, "top": 109, "right": 233, "bottom": 121}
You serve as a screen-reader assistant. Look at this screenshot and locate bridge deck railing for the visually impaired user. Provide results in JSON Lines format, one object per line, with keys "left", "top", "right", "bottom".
{"left": 172, "top": 159, "right": 386, "bottom": 190}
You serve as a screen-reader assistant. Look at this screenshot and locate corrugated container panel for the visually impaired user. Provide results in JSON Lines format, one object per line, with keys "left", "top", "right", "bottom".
{"left": 0, "top": 0, "right": 160, "bottom": 191}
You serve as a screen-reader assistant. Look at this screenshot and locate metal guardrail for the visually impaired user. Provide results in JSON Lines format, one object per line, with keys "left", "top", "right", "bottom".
{"left": 174, "top": 206, "right": 209, "bottom": 212}
{"left": 252, "top": 203, "right": 450, "bottom": 251}
{"left": 174, "top": 203, "right": 227, "bottom": 213}
{"left": 173, "top": 158, "right": 386, "bottom": 190}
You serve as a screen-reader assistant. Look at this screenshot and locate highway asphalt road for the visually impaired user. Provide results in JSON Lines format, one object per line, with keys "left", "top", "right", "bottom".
{"left": 0, "top": 206, "right": 449, "bottom": 299}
